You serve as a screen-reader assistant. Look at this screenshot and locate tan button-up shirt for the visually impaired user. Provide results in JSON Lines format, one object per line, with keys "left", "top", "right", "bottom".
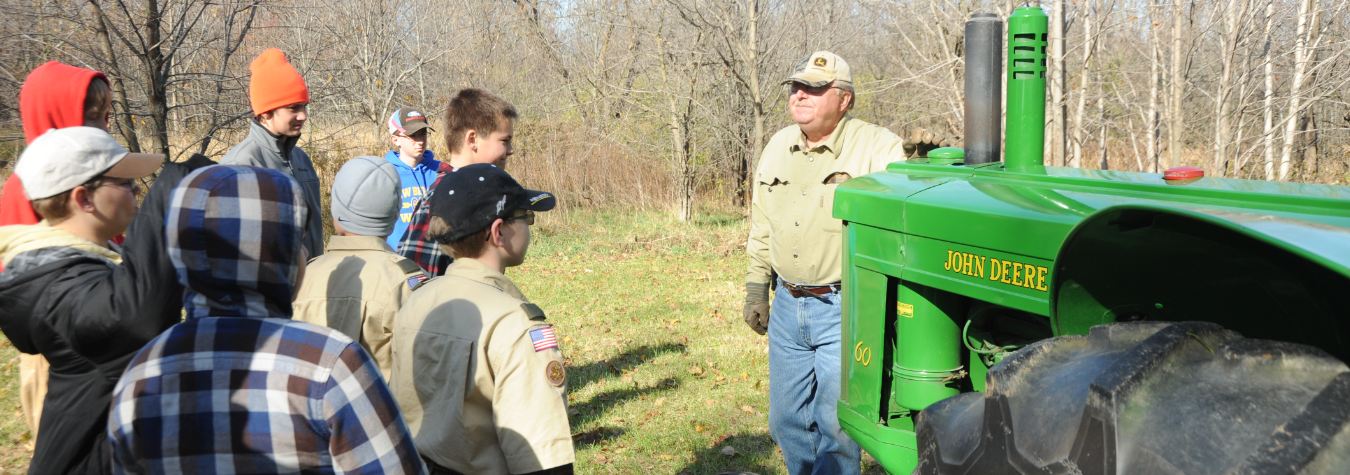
{"left": 746, "top": 116, "right": 905, "bottom": 285}
{"left": 391, "top": 257, "right": 573, "bottom": 474}
{"left": 292, "top": 235, "right": 427, "bottom": 380}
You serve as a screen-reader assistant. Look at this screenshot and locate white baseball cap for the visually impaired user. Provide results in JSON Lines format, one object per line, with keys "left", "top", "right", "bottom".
{"left": 16, "top": 127, "right": 163, "bottom": 200}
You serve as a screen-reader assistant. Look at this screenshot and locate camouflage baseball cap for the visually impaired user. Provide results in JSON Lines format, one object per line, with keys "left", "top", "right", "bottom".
{"left": 783, "top": 51, "right": 852, "bottom": 91}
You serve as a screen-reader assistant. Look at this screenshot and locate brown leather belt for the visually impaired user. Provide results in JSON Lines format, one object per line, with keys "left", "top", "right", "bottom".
{"left": 782, "top": 281, "right": 841, "bottom": 298}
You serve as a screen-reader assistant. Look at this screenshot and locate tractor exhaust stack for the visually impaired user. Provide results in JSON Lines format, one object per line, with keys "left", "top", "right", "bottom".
{"left": 963, "top": 13, "right": 1002, "bottom": 165}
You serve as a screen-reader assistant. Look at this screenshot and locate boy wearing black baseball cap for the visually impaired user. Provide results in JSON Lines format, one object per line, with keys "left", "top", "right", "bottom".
{"left": 390, "top": 163, "right": 573, "bottom": 474}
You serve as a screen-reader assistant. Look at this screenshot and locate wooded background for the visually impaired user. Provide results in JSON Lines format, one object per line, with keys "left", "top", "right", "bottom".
{"left": 1, "top": 0, "right": 1346, "bottom": 221}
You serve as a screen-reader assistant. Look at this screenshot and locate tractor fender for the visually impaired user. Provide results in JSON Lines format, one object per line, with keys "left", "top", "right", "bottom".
{"left": 1050, "top": 204, "right": 1350, "bottom": 362}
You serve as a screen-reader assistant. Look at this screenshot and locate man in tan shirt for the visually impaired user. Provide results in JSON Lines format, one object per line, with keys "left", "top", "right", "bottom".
{"left": 391, "top": 163, "right": 572, "bottom": 474}
{"left": 743, "top": 51, "right": 905, "bottom": 474}
{"left": 293, "top": 155, "right": 428, "bottom": 379}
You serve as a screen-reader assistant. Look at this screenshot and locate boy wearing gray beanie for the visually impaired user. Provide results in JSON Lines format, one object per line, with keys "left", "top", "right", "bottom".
{"left": 293, "top": 155, "right": 429, "bottom": 380}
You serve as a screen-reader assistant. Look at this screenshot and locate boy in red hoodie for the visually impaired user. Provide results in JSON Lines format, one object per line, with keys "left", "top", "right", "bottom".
{"left": 1, "top": 62, "right": 112, "bottom": 232}
{"left": 0, "top": 61, "right": 112, "bottom": 444}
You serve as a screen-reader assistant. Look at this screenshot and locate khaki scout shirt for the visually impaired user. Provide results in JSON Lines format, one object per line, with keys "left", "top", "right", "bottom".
{"left": 746, "top": 116, "right": 905, "bottom": 286}
{"left": 391, "top": 257, "right": 573, "bottom": 474}
{"left": 292, "top": 235, "right": 427, "bottom": 380}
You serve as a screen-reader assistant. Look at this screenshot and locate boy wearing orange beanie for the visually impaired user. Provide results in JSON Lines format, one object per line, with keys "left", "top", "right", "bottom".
{"left": 221, "top": 48, "right": 325, "bottom": 257}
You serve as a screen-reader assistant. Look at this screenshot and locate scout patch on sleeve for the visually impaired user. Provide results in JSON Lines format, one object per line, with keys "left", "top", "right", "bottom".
{"left": 545, "top": 360, "right": 566, "bottom": 387}
{"left": 529, "top": 325, "right": 559, "bottom": 352}
{"left": 406, "top": 273, "right": 430, "bottom": 290}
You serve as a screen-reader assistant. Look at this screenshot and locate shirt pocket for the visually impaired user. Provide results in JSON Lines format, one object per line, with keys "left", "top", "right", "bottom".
{"left": 819, "top": 170, "right": 854, "bottom": 221}
{"left": 756, "top": 173, "right": 788, "bottom": 194}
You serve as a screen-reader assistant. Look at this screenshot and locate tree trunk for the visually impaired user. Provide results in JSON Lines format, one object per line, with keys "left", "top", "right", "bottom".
{"left": 1299, "top": 6, "right": 1324, "bottom": 180}
{"left": 1278, "top": 0, "right": 1313, "bottom": 181}
{"left": 1261, "top": 0, "right": 1276, "bottom": 180}
{"left": 143, "top": 0, "right": 171, "bottom": 158}
{"left": 1050, "top": 0, "right": 1067, "bottom": 166}
{"left": 1300, "top": 110, "right": 1319, "bottom": 178}
{"left": 1070, "top": 0, "right": 1093, "bottom": 168}
{"left": 1146, "top": 1, "right": 1162, "bottom": 172}
{"left": 89, "top": 2, "right": 142, "bottom": 153}
{"left": 1212, "top": 0, "right": 1247, "bottom": 177}
{"left": 1097, "top": 92, "right": 1108, "bottom": 170}
{"left": 1168, "top": 0, "right": 1187, "bottom": 168}
{"left": 741, "top": 0, "right": 763, "bottom": 209}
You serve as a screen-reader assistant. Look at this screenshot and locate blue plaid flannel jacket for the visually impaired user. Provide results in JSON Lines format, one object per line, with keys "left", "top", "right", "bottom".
{"left": 107, "top": 166, "right": 425, "bottom": 474}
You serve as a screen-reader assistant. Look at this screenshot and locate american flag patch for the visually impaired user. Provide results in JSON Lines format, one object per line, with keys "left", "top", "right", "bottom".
{"left": 529, "top": 326, "right": 558, "bottom": 352}
{"left": 407, "top": 274, "right": 430, "bottom": 290}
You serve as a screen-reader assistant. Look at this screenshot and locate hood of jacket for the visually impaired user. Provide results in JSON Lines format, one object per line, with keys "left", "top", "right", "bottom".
{"left": 384, "top": 149, "right": 439, "bottom": 172}
{"left": 0, "top": 223, "right": 121, "bottom": 268}
{"left": 19, "top": 61, "right": 107, "bottom": 144}
{"left": 167, "top": 165, "right": 307, "bottom": 319}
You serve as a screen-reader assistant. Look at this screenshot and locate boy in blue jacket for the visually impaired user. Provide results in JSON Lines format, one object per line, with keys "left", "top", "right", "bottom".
{"left": 385, "top": 107, "right": 440, "bottom": 249}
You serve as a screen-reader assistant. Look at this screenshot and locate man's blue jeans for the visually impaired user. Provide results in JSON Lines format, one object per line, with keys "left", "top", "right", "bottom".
{"left": 768, "top": 281, "right": 861, "bottom": 475}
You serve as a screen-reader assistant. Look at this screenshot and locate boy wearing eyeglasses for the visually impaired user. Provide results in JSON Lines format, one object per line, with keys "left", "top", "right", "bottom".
{"left": 385, "top": 107, "right": 440, "bottom": 250}
{"left": 0, "top": 126, "right": 208, "bottom": 473}
{"left": 390, "top": 164, "right": 574, "bottom": 474}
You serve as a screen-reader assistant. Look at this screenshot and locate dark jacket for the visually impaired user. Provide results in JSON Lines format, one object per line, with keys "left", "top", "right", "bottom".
{"left": 220, "top": 120, "right": 325, "bottom": 257}
{"left": 0, "top": 157, "right": 207, "bottom": 474}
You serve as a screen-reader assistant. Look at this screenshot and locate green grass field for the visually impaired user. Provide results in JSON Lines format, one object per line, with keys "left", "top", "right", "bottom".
{"left": 0, "top": 208, "right": 883, "bottom": 473}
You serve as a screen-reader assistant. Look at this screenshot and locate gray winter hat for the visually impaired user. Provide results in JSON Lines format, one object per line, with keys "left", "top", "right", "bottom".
{"left": 330, "top": 156, "right": 401, "bottom": 237}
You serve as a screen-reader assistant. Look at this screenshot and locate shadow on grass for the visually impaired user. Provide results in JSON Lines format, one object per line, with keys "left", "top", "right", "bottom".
{"left": 569, "top": 342, "right": 687, "bottom": 391}
{"left": 573, "top": 425, "right": 625, "bottom": 449}
{"left": 676, "top": 432, "right": 779, "bottom": 475}
{"left": 570, "top": 376, "right": 679, "bottom": 428}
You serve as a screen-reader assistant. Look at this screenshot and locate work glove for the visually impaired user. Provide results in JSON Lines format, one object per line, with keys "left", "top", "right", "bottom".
{"left": 743, "top": 282, "right": 770, "bottom": 335}
{"left": 903, "top": 128, "right": 953, "bottom": 158}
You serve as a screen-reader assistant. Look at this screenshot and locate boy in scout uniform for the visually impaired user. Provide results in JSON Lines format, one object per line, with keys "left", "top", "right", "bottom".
{"left": 293, "top": 155, "right": 428, "bottom": 379}
{"left": 391, "top": 163, "right": 572, "bottom": 474}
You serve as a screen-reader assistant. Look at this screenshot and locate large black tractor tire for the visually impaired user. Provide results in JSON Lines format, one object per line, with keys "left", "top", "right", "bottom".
{"left": 915, "top": 322, "right": 1350, "bottom": 474}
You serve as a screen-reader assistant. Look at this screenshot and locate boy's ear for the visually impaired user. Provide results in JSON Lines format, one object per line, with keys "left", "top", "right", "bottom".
{"left": 71, "top": 186, "right": 95, "bottom": 212}
{"left": 488, "top": 218, "right": 504, "bottom": 247}
{"left": 464, "top": 129, "right": 478, "bottom": 151}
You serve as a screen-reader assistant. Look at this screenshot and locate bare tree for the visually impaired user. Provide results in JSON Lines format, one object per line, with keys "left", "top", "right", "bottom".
{"left": 1050, "top": 0, "right": 1067, "bottom": 166}
{"left": 1147, "top": 0, "right": 1163, "bottom": 172}
{"left": 1168, "top": 0, "right": 1189, "bottom": 168}
{"left": 1212, "top": 0, "right": 1253, "bottom": 176}
{"left": 1278, "top": 0, "right": 1316, "bottom": 180}
{"left": 1261, "top": 0, "right": 1276, "bottom": 180}
{"left": 5, "top": 0, "right": 1350, "bottom": 212}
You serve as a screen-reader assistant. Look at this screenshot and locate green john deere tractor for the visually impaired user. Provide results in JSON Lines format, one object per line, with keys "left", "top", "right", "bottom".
{"left": 834, "top": 7, "right": 1350, "bottom": 474}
